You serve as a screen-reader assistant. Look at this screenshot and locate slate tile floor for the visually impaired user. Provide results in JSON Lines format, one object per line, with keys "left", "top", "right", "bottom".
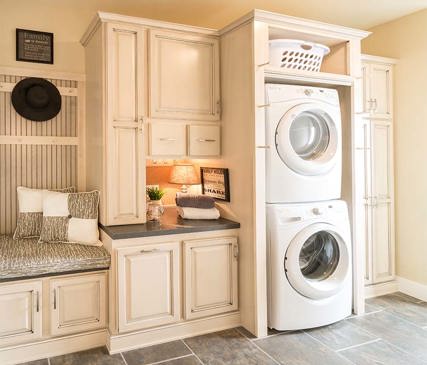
{"left": 18, "top": 292, "right": 427, "bottom": 365}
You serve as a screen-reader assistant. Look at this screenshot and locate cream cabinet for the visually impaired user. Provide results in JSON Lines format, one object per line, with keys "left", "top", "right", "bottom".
{"left": 105, "top": 23, "right": 147, "bottom": 226}
{"left": 49, "top": 273, "right": 107, "bottom": 336}
{"left": 361, "top": 55, "right": 394, "bottom": 119}
{"left": 183, "top": 237, "right": 238, "bottom": 319}
{"left": 361, "top": 119, "right": 395, "bottom": 285}
{"left": 149, "top": 123, "right": 187, "bottom": 156}
{"left": 149, "top": 30, "right": 220, "bottom": 121}
{"left": 0, "top": 281, "right": 42, "bottom": 346}
{"left": 117, "top": 242, "right": 180, "bottom": 332}
{"left": 188, "top": 125, "right": 221, "bottom": 157}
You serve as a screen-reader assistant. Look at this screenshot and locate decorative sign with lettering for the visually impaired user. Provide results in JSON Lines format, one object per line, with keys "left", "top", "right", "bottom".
{"left": 200, "top": 167, "right": 230, "bottom": 202}
{"left": 16, "top": 29, "right": 53, "bottom": 64}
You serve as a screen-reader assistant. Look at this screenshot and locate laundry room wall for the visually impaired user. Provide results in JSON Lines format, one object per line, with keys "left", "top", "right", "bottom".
{"left": 362, "top": 9, "right": 427, "bottom": 287}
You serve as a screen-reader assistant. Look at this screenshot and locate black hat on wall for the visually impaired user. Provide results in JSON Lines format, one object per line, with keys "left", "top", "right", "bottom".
{"left": 11, "top": 77, "right": 61, "bottom": 121}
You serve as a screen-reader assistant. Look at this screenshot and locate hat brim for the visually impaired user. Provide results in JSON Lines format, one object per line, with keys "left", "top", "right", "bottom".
{"left": 11, "top": 78, "right": 62, "bottom": 122}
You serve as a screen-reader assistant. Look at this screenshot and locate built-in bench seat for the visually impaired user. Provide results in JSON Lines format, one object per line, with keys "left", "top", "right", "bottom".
{"left": 0, "top": 235, "right": 110, "bottom": 281}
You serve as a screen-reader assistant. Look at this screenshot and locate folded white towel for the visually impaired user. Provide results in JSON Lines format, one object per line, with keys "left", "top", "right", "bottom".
{"left": 177, "top": 207, "right": 220, "bottom": 220}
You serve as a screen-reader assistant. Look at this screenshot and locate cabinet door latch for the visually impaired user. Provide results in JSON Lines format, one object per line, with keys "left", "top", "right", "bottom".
{"left": 233, "top": 244, "right": 239, "bottom": 259}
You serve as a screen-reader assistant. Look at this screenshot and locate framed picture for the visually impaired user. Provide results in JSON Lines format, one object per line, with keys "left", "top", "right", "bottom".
{"left": 16, "top": 28, "right": 54, "bottom": 64}
{"left": 200, "top": 167, "right": 230, "bottom": 202}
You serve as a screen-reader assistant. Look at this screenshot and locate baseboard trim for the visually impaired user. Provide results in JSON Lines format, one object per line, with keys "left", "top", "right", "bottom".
{"left": 0, "top": 329, "right": 107, "bottom": 365}
{"left": 107, "top": 311, "right": 241, "bottom": 354}
{"left": 365, "top": 280, "right": 399, "bottom": 298}
{"left": 397, "top": 276, "right": 427, "bottom": 302}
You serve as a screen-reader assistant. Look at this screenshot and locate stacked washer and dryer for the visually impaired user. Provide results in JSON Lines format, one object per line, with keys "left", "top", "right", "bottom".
{"left": 265, "top": 84, "right": 352, "bottom": 330}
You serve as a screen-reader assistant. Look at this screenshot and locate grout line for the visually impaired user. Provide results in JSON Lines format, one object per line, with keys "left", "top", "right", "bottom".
{"left": 146, "top": 354, "right": 194, "bottom": 365}
{"left": 236, "top": 329, "right": 281, "bottom": 365}
{"left": 181, "top": 339, "right": 205, "bottom": 365}
{"left": 336, "top": 338, "right": 382, "bottom": 352}
{"left": 345, "top": 308, "right": 385, "bottom": 318}
{"left": 120, "top": 352, "right": 129, "bottom": 365}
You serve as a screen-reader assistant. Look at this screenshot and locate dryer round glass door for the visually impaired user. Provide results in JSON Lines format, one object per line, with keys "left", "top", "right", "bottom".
{"left": 275, "top": 103, "right": 340, "bottom": 176}
{"left": 285, "top": 223, "right": 350, "bottom": 300}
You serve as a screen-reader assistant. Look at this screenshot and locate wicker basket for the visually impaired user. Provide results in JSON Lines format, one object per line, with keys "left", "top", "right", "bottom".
{"left": 269, "top": 39, "right": 330, "bottom": 72}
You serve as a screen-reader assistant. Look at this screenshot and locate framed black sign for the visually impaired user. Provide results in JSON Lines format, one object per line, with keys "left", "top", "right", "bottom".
{"left": 200, "top": 167, "right": 230, "bottom": 202}
{"left": 16, "top": 29, "right": 54, "bottom": 64}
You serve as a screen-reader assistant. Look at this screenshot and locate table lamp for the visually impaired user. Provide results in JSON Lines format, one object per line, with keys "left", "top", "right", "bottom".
{"left": 169, "top": 163, "right": 199, "bottom": 193}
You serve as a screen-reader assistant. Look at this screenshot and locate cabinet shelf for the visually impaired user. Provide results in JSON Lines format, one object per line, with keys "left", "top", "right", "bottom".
{"left": 264, "top": 67, "right": 354, "bottom": 87}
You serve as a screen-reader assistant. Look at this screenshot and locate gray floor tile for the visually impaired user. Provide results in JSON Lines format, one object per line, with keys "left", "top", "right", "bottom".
{"left": 340, "top": 339, "right": 427, "bottom": 365}
{"left": 348, "top": 310, "right": 427, "bottom": 360}
{"left": 184, "top": 328, "right": 277, "bottom": 365}
{"left": 122, "top": 340, "right": 191, "bottom": 365}
{"left": 235, "top": 326, "right": 256, "bottom": 339}
{"left": 255, "top": 331, "right": 353, "bottom": 365}
{"left": 17, "top": 360, "right": 49, "bottom": 365}
{"left": 50, "top": 347, "right": 124, "bottom": 365}
{"left": 304, "top": 319, "right": 378, "bottom": 351}
{"left": 366, "top": 292, "right": 419, "bottom": 309}
{"left": 157, "top": 355, "right": 201, "bottom": 365}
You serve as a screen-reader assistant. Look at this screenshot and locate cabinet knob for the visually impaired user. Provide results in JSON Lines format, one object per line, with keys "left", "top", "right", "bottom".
{"left": 159, "top": 138, "right": 177, "bottom": 142}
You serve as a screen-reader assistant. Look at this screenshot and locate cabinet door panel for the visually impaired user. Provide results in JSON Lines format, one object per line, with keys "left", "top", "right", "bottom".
{"left": 150, "top": 123, "right": 186, "bottom": 156}
{"left": 150, "top": 30, "right": 220, "bottom": 121}
{"left": 118, "top": 242, "right": 180, "bottom": 332}
{"left": 0, "top": 281, "right": 42, "bottom": 346}
{"left": 371, "top": 121, "right": 395, "bottom": 283}
{"left": 50, "top": 273, "right": 107, "bottom": 336}
{"left": 371, "top": 64, "right": 392, "bottom": 118}
{"left": 106, "top": 24, "right": 146, "bottom": 225}
{"left": 184, "top": 237, "right": 238, "bottom": 320}
{"left": 188, "top": 125, "right": 220, "bottom": 157}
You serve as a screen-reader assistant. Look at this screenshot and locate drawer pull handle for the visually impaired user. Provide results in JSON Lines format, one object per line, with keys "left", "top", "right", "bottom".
{"left": 159, "top": 138, "right": 176, "bottom": 142}
{"left": 197, "top": 139, "right": 216, "bottom": 143}
{"left": 36, "top": 291, "right": 40, "bottom": 313}
{"left": 257, "top": 145, "right": 271, "bottom": 149}
{"left": 53, "top": 289, "right": 57, "bottom": 310}
{"left": 140, "top": 248, "right": 159, "bottom": 254}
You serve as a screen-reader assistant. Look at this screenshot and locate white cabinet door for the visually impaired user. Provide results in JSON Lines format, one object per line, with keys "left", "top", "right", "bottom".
{"left": 183, "top": 237, "right": 238, "bottom": 320}
{"left": 106, "top": 23, "right": 147, "bottom": 225}
{"left": 50, "top": 273, "right": 107, "bottom": 337}
{"left": 361, "top": 62, "right": 393, "bottom": 118}
{"left": 0, "top": 281, "right": 42, "bottom": 346}
{"left": 371, "top": 120, "right": 395, "bottom": 283}
{"left": 188, "top": 125, "right": 220, "bottom": 157}
{"left": 117, "top": 242, "right": 180, "bottom": 332}
{"left": 149, "top": 123, "right": 187, "bottom": 156}
{"left": 149, "top": 30, "right": 220, "bottom": 121}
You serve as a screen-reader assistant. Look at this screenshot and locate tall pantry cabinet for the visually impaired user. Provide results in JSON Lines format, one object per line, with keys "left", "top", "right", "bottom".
{"left": 360, "top": 55, "right": 396, "bottom": 293}
{"left": 81, "top": 13, "right": 220, "bottom": 226}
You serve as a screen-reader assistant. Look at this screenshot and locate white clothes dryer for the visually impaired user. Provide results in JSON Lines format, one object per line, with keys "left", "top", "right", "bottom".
{"left": 267, "top": 200, "right": 352, "bottom": 330}
{"left": 265, "top": 84, "right": 342, "bottom": 203}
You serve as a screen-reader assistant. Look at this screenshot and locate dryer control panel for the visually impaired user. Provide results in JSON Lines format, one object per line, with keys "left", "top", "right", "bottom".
{"left": 266, "top": 83, "right": 339, "bottom": 106}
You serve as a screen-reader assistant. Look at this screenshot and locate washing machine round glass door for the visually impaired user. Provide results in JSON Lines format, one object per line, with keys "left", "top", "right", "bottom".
{"left": 284, "top": 223, "right": 350, "bottom": 300}
{"left": 275, "top": 102, "right": 340, "bottom": 176}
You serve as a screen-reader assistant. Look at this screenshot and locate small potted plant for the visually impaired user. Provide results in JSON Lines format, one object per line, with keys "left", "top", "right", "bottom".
{"left": 146, "top": 187, "right": 166, "bottom": 221}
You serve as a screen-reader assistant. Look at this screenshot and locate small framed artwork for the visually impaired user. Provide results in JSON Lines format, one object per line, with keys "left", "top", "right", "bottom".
{"left": 200, "top": 167, "right": 230, "bottom": 202}
{"left": 16, "top": 28, "right": 54, "bottom": 64}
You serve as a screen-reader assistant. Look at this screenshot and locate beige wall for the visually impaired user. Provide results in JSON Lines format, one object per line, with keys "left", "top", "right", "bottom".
{"left": 363, "top": 9, "right": 427, "bottom": 285}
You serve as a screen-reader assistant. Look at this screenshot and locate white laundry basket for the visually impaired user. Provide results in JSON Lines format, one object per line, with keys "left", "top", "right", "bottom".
{"left": 269, "top": 39, "right": 330, "bottom": 72}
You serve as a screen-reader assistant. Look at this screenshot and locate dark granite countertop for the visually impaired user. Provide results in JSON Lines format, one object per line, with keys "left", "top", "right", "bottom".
{"left": 100, "top": 206, "right": 240, "bottom": 240}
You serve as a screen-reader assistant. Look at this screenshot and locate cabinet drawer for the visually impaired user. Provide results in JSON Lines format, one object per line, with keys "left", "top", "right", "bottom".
{"left": 117, "top": 242, "right": 180, "bottom": 332}
{"left": 184, "top": 237, "right": 238, "bottom": 319}
{"left": 0, "top": 281, "right": 42, "bottom": 346}
{"left": 150, "top": 123, "right": 186, "bottom": 156}
{"left": 50, "top": 273, "right": 107, "bottom": 336}
{"left": 188, "top": 125, "right": 220, "bottom": 157}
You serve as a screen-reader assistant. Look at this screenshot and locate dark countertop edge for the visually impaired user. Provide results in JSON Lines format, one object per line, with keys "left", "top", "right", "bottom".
{"left": 100, "top": 221, "right": 240, "bottom": 241}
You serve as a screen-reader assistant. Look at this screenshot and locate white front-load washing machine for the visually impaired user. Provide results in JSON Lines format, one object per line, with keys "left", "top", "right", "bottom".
{"left": 265, "top": 84, "right": 342, "bottom": 203}
{"left": 267, "top": 200, "right": 352, "bottom": 330}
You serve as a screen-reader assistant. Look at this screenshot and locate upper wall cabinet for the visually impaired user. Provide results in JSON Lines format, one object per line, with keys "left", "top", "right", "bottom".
{"left": 362, "top": 55, "right": 395, "bottom": 119}
{"left": 149, "top": 30, "right": 220, "bottom": 121}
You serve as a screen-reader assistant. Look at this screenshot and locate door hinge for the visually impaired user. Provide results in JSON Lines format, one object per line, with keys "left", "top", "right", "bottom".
{"left": 233, "top": 243, "right": 239, "bottom": 259}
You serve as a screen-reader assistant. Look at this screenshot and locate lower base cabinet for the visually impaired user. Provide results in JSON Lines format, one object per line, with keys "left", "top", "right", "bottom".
{"left": 184, "top": 237, "right": 238, "bottom": 319}
{"left": 0, "top": 281, "right": 42, "bottom": 347}
{"left": 50, "top": 273, "right": 107, "bottom": 336}
{"left": 117, "top": 242, "right": 180, "bottom": 332}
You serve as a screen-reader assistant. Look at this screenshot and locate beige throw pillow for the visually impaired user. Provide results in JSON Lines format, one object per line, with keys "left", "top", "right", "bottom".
{"left": 39, "top": 190, "right": 101, "bottom": 246}
{"left": 13, "top": 186, "right": 75, "bottom": 239}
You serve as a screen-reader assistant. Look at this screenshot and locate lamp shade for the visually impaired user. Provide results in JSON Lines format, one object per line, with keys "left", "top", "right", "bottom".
{"left": 169, "top": 164, "right": 199, "bottom": 185}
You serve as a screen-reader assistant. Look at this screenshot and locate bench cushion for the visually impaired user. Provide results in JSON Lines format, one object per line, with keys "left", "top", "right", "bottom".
{"left": 0, "top": 236, "right": 110, "bottom": 281}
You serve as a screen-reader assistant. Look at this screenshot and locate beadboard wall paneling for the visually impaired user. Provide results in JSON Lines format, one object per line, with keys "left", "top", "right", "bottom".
{"left": 0, "top": 71, "right": 84, "bottom": 235}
